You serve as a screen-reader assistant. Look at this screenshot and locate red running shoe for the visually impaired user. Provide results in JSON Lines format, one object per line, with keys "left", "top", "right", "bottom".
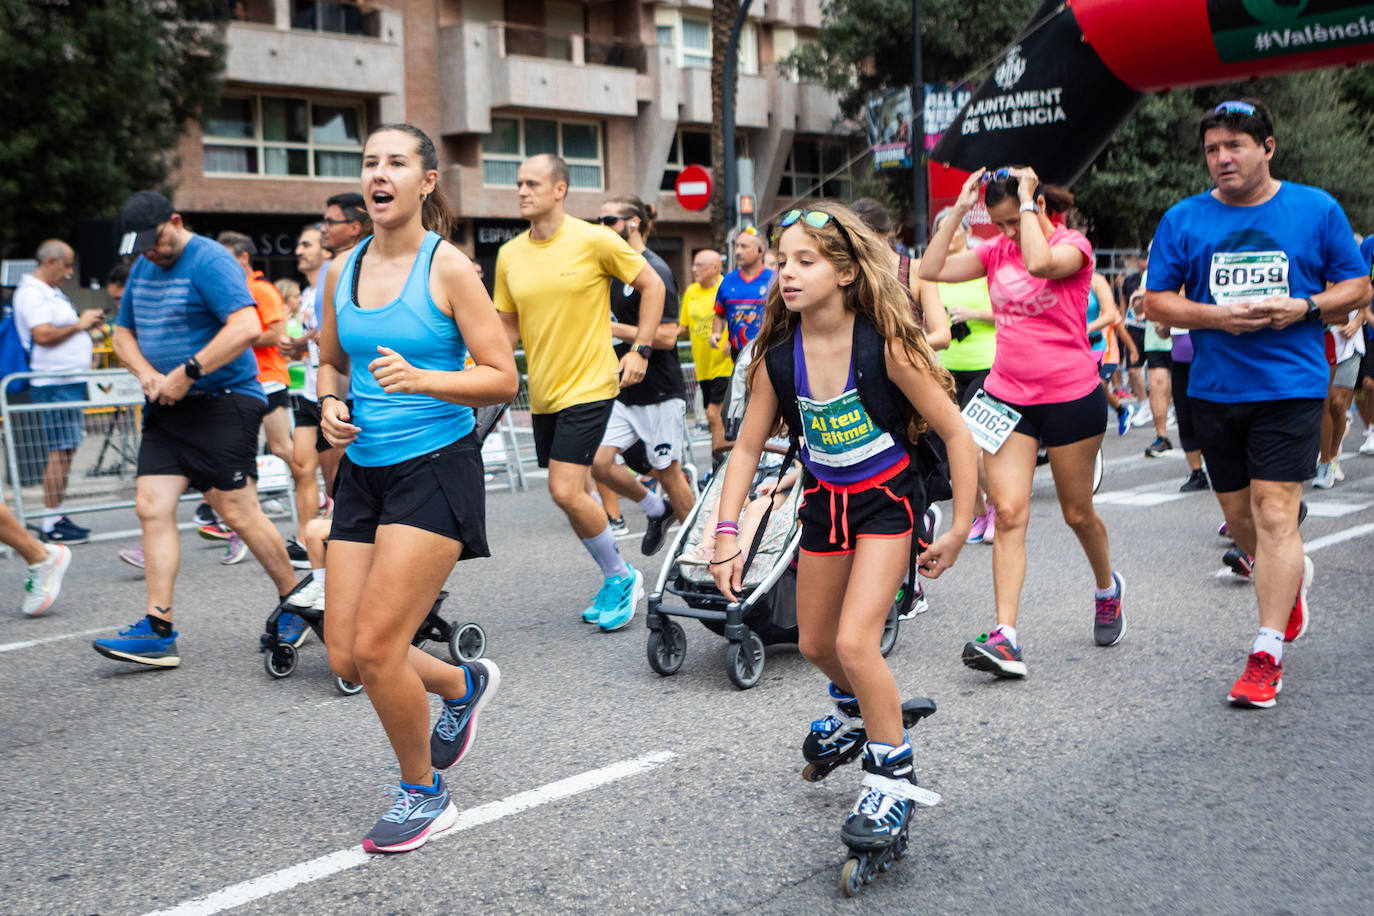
{"left": 197, "top": 522, "right": 232, "bottom": 542}
{"left": 1229, "top": 651, "right": 1282, "bottom": 708}
{"left": 1285, "top": 555, "right": 1313, "bottom": 643}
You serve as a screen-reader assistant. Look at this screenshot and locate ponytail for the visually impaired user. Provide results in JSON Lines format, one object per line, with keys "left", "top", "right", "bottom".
{"left": 604, "top": 194, "right": 655, "bottom": 240}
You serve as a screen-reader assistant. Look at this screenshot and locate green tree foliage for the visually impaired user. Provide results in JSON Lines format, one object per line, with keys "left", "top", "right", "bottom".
{"left": 791, "top": 0, "right": 1374, "bottom": 246}
{"left": 0, "top": 0, "right": 226, "bottom": 257}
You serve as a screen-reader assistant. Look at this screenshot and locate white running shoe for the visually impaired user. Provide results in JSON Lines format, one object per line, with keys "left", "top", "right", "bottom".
{"left": 1332, "top": 459, "right": 1345, "bottom": 482}
{"left": 286, "top": 577, "right": 325, "bottom": 611}
{"left": 1313, "top": 462, "right": 1335, "bottom": 489}
{"left": 1360, "top": 428, "right": 1374, "bottom": 456}
{"left": 1130, "top": 406, "right": 1153, "bottom": 428}
{"left": 22, "top": 545, "right": 71, "bottom": 617}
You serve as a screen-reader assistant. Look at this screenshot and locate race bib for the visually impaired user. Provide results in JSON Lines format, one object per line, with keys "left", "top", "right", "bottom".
{"left": 798, "top": 389, "right": 896, "bottom": 468}
{"left": 961, "top": 389, "right": 1022, "bottom": 454}
{"left": 1209, "top": 251, "right": 1289, "bottom": 305}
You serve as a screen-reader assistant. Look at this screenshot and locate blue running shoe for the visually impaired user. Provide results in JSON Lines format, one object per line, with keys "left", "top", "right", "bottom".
{"left": 597, "top": 568, "right": 643, "bottom": 632}
{"left": 582, "top": 580, "right": 614, "bottom": 623}
{"left": 92, "top": 617, "right": 180, "bottom": 668}
{"left": 361, "top": 774, "right": 458, "bottom": 854}
{"left": 431, "top": 659, "right": 501, "bottom": 770}
{"left": 277, "top": 610, "right": 310, "bottom": 649}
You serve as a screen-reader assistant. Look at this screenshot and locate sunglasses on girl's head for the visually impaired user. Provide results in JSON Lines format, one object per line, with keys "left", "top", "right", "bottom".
{"left": 980, "top": 167, "right": 1013, "bottom": 185}
{"left": 1213, "top": 100, "right": 1257, "bottom": 116}
{"left": 772, "top": 209, "right": 856, "bottom": 255}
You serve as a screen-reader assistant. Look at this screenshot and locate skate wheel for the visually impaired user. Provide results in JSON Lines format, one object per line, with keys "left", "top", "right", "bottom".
{"left": 893, "top": 833, "right": 909, "bottom": 861}
{"left": 646, "top": 620, "right": 686, "bottom": 676}
{"left": 725, "top": 627, "right": 765, "bottom": 689}
{"left": 334, "top": 675, "right": 365, "bottom": 696}
{"left": 450, "top": 622, "right": 486, "bottom": 663}
{"left": 263, "top": 643, "right": 297, "bottom": 679}
{"left": 840, "top": 857, "right": 863, "bottom": 897}
{"left": 801, "top": 762, "right": 824, "bottom": 783}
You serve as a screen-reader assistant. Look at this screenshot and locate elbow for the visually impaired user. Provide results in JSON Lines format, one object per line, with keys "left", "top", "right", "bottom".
{"left": 497, "top": 368, "right": 520, "bottom": 402}
{"left": 1024, "top": 260, "right": 1054, "bottom": 279}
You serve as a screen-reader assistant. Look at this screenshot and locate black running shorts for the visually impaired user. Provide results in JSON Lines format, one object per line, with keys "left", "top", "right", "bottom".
{"left": 266, "top": 387, "right": 291, "bottom": 412}
{"left": 698, "top": 376, "right": 729, "bottom": 408}
{"left": 292, "top": 394, "right": 320, "bottom": 429}
{"left": 1002, "top": 386, "right": 1108, "bottom": 448}
{"left": 138, "top": 391, "right": 265, "bottom": 493}
{"left": 531, "top": 398, "right": 615, "bottom": 468}
{"left": 1144, "top": 349, "right": 1171, "bottom": 371}
{"left": 798, "top": 458, "right": 919, "bottom": 556}
{"left": 1192, "top": 397, "right": 1323, "bottom": 493}
{"left": 330, "top": 433, "right": 489, "bottom": 558}
{"left": 949, "top": 368, "right": 990, "bottom": 408}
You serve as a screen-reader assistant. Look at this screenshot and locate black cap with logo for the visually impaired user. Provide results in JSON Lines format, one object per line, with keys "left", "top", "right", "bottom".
{"left": 117, "top": 191, "right": 175, "bottom": 256}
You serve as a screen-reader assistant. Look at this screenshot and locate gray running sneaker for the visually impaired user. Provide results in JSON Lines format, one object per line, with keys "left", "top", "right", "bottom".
{"left": 431, "top": 659, "right": 501, "bottom": 770}
{"left": 1093, "top": 572, "right": 1126, "bottom": 647}
{"left": 362, "top": 774, "right": 457, "bottom": 854}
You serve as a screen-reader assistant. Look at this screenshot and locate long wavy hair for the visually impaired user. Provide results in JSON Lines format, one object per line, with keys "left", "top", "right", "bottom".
{"left": 749, "top": 201, "right": 955, "bottom": 440}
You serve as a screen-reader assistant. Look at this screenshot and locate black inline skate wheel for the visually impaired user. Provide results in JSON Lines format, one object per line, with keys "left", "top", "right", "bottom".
{"left": 646, "top": 620, "right": 686, "bottom": 676}
{"left": 879, "top": 606, "right": 900, "bottom": 657}
{"left": 725, "top": 627, "right": 765, "bottom": 689}
{"left": 263, "top": 643, "right": 297, "bottom": 679}
{"left": 450, "top": 622, "right": 486, "bottom": 664}
{"left": 840, "top": 857, "right": 864, "bottom": 897}
{"left": 334, "top": 676, "right": 365, "bottom": 696}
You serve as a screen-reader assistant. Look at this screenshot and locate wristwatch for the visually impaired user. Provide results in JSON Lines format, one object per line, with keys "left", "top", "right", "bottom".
{"left": 632, "top": 344, "right": 652, "bottom": 360}
{"left": 1019, "top": 200, "right": 1039, "bottom": 214}
{"left": 184, "top": 356, "right": 203, "bottom": 380}
{"left": 1303, "top": 297, "right": 1322, "bottom": 322}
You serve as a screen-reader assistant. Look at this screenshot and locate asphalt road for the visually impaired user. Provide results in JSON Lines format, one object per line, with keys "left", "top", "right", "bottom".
{"left": 2, "top": 424, "right": 1371, "bottom": 915}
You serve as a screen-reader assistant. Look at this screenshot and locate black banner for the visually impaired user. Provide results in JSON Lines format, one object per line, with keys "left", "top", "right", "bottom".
{"left": 930, "top": 0, "right": 1145, "bottom": 186}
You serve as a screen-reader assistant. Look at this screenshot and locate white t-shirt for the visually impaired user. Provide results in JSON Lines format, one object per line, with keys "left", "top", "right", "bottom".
{"left": 1329, "top": 310, "right": 1367, "bottom": 362}
{"left": 300, "top": 282, "right": 319, "bottom": 401}
{"left": 12, "top": 274, "right": 92, "bottom": 386}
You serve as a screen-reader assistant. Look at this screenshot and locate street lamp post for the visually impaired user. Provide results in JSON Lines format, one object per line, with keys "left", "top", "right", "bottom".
{"left": 722, "top": 0, "right": 755, "bottom": 235}
{"left": 912, "top": 0, "right": 927, "bottom": 251}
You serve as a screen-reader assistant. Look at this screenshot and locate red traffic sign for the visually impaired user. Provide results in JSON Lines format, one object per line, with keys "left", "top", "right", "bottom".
{"left": 675, "top": 165, "right": 712, "bottom": 211}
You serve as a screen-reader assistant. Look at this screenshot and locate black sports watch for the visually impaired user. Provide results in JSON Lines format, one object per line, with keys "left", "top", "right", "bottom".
{"left": 632, "top": 344, "right": 653, "bottom": 360}
{"left": 184, "top": 356, "right": 204, "bottom": 380}
{"left": 1303, "top": 298, "right": 1322, "bottom": 323}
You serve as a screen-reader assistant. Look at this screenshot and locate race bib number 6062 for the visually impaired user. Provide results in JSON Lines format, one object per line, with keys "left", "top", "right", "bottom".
{"left": 961, "top": 389, "right": 1022, "bottom": 454}
{"left": 1209, "top": 251, "right": 1289, "bottom": 306}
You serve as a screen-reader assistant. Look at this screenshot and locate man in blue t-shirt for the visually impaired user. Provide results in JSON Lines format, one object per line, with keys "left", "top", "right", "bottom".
{"left": 1144, "top": 99, "right": 1371, "bottom": 710}
{"left": 92, "top": 191, "right": 304, "bottom": 670}
{"left": 710, "top": 227, "right": 774, "bottom": 360}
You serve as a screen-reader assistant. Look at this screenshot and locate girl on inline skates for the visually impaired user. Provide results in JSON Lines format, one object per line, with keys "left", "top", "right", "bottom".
{"left": 710, "top": 203, "right": 976, "bottom": 870}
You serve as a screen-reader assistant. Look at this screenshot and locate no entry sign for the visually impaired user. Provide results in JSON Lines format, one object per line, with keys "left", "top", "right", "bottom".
{"left": 675, "top": 165, "right": 712, "bottom": 211}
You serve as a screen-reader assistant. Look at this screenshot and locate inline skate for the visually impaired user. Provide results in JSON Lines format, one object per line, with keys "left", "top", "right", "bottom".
{"left": 838, "top": 739, "right": 941, "bottom": 897}
{"left": 801, "top": 686, "right": 937, "bottom": 782}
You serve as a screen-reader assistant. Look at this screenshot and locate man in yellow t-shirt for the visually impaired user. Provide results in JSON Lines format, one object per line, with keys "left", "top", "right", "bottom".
{"left": 678, "top": 248, "right": 732, "bottom": 453}
{"left": 494, "top": 153, "right": 666, "bottom": 629}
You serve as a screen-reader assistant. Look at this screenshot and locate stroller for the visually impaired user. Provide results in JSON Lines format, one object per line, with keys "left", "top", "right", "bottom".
{"left": 259, "top": 403, "right": 509, "bottom": 695}
{"left": 644, "top": 354, "right": 903, "bottom": 689}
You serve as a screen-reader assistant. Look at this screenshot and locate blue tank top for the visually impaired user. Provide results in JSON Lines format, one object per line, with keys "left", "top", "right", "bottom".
{"left": 334, "top": 232, "right": 475, "bottom": 466}
{"left": 793, "top": 332, "right": 907, "bottom": 486}
{"left": 1085, "top": 288, "right": 1105, "bottom": 354}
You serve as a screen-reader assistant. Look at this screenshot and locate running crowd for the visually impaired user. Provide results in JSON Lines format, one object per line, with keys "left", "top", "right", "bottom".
{"left": 6, "top": 99, "right": 1372, "bottom": 857}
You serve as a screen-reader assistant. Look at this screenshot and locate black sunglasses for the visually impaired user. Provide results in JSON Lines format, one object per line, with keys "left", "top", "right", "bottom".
{"left": 596, "top": 215, "right": 626, "bottom": 226}
{"left": 321, "top": 217, "right": 354, "bottom": 225}
{"left": 771, "top": 208, "right": 856, "bottom": 257}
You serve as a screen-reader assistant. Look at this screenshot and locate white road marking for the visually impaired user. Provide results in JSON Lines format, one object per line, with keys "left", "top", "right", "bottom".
{"left": 1303, "top": 523, "right": 1374, "bottom": 553}
{"left": 0, "top": 626, "right": 114, "bottom": 654}
{"left": 144, "top": 750, "right": 678, "bottom": 916}
{"left": 1301, "top": 501, "right": 1370, "bottom": 518}
{"left": 1094, "top": 490, "right": 1189, "bottom": 507}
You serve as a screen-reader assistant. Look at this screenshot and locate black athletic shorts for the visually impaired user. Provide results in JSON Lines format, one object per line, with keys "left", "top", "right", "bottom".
{"left": 698, "top": 376, "right": 729, "bottom": 408}
{"left": 532, "top": 398, "right": 614, "bottom": 468}
{"left": 1144, "top": 349, "right": 1171, "bottom": 370}
{"left": 293, "top": 394, "right": 320, "bottom": 429}
{"left": 1169, "top": 362, "right": 1199, "bottom": 453}
{"left": 1358, "top": 328, "right": 1374, "bottom": 387}
{"left": 1193, "top": 397, "right": 1323, "bottom": 493}
{"left": 314, "top": 397, "right": 354, "bottom": 453}
{"left": 138, "top": 391, "right": 266, "bottom": 493}
{"left": 1001, "top": 385, "right": 1108, "bottom": 448}
{"left": 330, "top": 432, "right": 489, "bottom": 558}
{"left": 949, "top": 368, "right": 991, "bottom": 408}
{"left": 798, "top": 457, "right": 919, "bottom": 555}
{"left": 1126, "top": 326, "right": 1146, "bottom": 369}
{"left": 265, "top": 387, "right": 291, "bottom": 412}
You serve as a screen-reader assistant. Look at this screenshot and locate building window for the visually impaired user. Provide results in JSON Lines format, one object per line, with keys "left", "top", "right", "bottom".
{"left": 680, "top": 17, "right": 710, "bottom": 68}
{"left": 203, "top": 95, "right": 365, "bottom": 179}
{"left": 652, "top": 11, "right": 757, "bottom": 74}
{"left": 291, "top": 1, "right": 381, "bottom": 37}
{"left": 481, "top": 117, "right": 603, "bottom": 190}
{"left": 660, "top": 130, "right": 712, "bottom": 191}
{"left": 777, "top": 139, "right": 852, "bottom": 200}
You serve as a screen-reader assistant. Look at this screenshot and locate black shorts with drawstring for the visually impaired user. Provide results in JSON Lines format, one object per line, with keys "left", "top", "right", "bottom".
{"left": 797, "top": 456, "right": 922, "bottom": 556}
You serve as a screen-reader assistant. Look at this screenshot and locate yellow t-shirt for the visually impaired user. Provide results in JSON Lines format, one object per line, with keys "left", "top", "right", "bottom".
{"left": 680, "top": 278, "right": 733, "bottom": 382}
{"left": 494, "top": 216, "right": 648, "bottom": 414}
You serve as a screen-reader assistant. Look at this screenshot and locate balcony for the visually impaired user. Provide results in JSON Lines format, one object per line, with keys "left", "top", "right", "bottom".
{"left": 764, "top": 0, "right": 824, "bottom": 27}
{"left": 223, "top": 14, "right": 403, "bottom": 97}
{"left": 678, "top": 68, "right": 769, "bottom": 129}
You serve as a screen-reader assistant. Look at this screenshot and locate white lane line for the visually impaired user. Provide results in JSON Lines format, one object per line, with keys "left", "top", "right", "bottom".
{"left": 1302, "top": 501, "right": 1370, "bottom": 518}
{"left": 1304, "top": 522, "right": 1374, "bottom": 553}
{"left": 0, "top": 626, "right": 113, "bottom": 654}
{"left": 145, "top": 749, "right": 678, "bottom": 916}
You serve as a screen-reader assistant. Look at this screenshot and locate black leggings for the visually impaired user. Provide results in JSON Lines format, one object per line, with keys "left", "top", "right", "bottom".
{"left": 1170, "top": 361, "right": 1199, "bottom": 452}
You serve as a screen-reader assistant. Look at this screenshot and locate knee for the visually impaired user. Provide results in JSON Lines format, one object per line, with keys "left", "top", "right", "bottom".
{"left": 833, "top": 629, "right": 875, "bottom": 674}
{"left": 350, "top": 630, "right": 401, "bottom": 676}
{"left": 215, "top": 494, "right": 257, "bottom": 530}
{"left": 1060, "top": 503, "right": 1098, "bottom": 531}
{"left": 548, "top": 478, "right": 584, "bottom": 511}
{"left": 326, "top": 642, "right": 359, "bottom": 682}
{"left": 134, "top": 492, "right": 172, "bottom": 524}
{"left": 993, "top": 501, "right": 1029, "bottom": 532}
{"left": 798, "top": 632, "right": 835, "bottom": 669}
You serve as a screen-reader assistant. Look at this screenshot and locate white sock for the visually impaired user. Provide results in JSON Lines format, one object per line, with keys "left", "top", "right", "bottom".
{"left": 312, "top": 568, "right": 326, "bottom": 588}
{"left": 637, "top": 490, "right": 667, "bottom": 518}
{"left": 993, "top": 624, "right": 1018, "bottom": 647}
{"left": 1094, "top": 575, "right": 1120, "bottom": 600}
{"left": 1253, "top": 627, "right": 1284, "bottom": 663}
{"left": 41, "top": 513, "right": 60, "bottom": 533}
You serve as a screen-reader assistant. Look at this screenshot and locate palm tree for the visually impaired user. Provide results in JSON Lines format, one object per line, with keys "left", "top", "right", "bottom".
{"left": 709, "top": 0, "right": 737, "bottom": 252}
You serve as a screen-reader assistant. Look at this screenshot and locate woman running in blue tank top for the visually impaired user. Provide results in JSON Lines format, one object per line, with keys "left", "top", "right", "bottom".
{"left": 316, "top": 123, "right": 518, "bottom": 854}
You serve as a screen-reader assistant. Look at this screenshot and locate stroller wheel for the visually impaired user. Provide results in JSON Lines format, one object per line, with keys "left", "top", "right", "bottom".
{"left": 334, "top": 676, "right": 365, "bottom": 696}
{"left": 450, "top": 622, "right": 486, "bottom": 664}
{"left": 880, "top": 603, "right": 900, "bottom": 658}
{"left": 263, "top": 643, "right": 298, "bottom": 679}
{"left": 725, "top": 627, "right": 765, "bottom": 689}
{"left": 647, "top": 620, "right": 686, "bottom": 676}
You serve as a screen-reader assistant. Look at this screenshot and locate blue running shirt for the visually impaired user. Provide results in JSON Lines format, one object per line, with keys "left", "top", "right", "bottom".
{"left": 116, "top": 235, "right": 264, "bottom": 400}
{"left": 1147, "top": 183, "right": 1366, "bottom": 403}
{"left": 714, "top": 267, "right": 774, "bottom": 353}
{"left": 334, "top": 232, "right": 475, "bottom": 466}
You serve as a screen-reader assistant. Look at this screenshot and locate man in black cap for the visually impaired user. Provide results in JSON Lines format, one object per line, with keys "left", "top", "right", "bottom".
{"left": 92, "top": 191, "right": 304, "bottom": 669}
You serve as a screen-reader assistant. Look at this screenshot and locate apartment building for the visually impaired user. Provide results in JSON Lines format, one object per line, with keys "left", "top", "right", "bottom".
{"left": 157, "top": 0, "right": 858, "bottom": 284}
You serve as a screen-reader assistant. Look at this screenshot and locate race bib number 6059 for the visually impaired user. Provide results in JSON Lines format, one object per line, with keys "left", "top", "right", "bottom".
{"left": 1209, "top": 251, "right": 1289, "bottom": 306}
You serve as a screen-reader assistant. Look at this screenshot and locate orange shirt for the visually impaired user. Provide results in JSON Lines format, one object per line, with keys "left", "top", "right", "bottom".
{"left": 247, "top": 270, "right": 289, "bottom": 387}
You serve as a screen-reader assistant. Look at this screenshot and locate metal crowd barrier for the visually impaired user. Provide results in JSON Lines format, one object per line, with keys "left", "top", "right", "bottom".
{"left": 0, "top": 369, "right": 295, "bottom": 537}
